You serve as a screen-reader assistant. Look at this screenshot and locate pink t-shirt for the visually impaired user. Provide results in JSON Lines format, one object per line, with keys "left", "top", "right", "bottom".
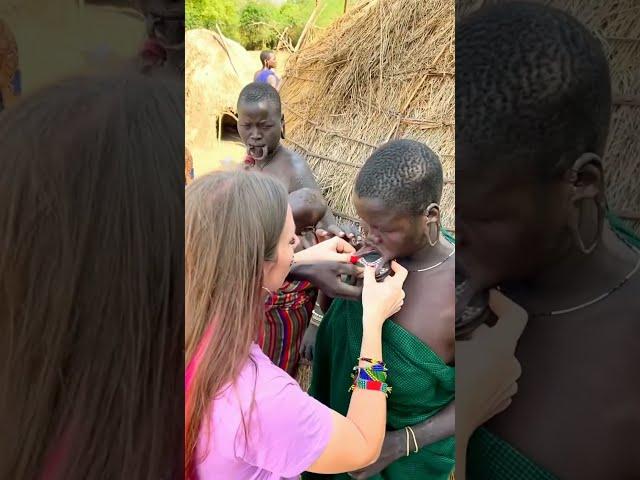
{"left": 195, "top": 343, "right": 333, "bottom": 479}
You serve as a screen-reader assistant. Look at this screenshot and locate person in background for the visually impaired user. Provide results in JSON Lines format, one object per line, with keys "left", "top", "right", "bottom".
{"left": 254, "top": 50, "right": 281, "bottom": 91}
{"left": 238, "top": 82, "right": 348, "bottom": 377}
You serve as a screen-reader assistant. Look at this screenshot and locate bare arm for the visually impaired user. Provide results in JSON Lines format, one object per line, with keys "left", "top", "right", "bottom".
{"left": 413, "top": 401, "right": 455, "bottom": 447}
{"left": 307, "top": 321, "right": 386, "bottom": 473}
{"left": 347, "top": 402, "right": 455, "bottom": 479}
{"left": 289, "top": 155, "right": 343, "bottom": 236}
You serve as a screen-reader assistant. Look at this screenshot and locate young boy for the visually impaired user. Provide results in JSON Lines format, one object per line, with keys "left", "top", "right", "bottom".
{"left": 457, "top": 4, "right": 640, "bottom": 479}
{"left": 237, "top": 82, "right": 346, "bottom": 376}
{"left": 305, "top": 139, "right": 456, "bottom": 480}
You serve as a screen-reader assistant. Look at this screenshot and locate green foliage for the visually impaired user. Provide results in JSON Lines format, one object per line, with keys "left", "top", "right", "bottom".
{"left": 186, "top": 0, "right": 353, "bottom": 49}
{"left": 239, "top": 1, "right": 278, "bottom": 50}
{"left": 185, "top": 0, "right": 240, "bottom": 41}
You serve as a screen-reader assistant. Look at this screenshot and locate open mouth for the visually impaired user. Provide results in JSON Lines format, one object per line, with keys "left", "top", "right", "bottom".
{"left": 247, "top": 145, "right": 269, "bottom": 162}
{"left": 351, "top": 246, "right": 392, "bottom": 280}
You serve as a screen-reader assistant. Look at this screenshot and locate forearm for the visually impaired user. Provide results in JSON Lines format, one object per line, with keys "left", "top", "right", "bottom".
{"left": 346, "top": 322, "right": 387, "bottom": 462}
{"left": 411, "top": 401, "right": 455, "bottom": 449}
{"left": 287, "top": 263, "right": 310, "bottom": 282}
{"left": 320, "top": 207, "right": 338, "bottom": 229}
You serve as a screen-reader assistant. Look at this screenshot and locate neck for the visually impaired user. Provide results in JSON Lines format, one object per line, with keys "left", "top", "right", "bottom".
{"left": 398, "top": 237, "right": 453, "bottom": 271}
{"left": 500, "top": 225, "right": 638, "bottom": 313}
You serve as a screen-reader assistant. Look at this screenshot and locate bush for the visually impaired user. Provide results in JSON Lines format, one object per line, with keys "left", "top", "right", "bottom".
{"left": 239, "top": 1, "right": 279, "bottom": 50}
{"left": 186, "top": 0, "right": 352, "bottom": 50}
{"left": 186, "top": 0, "right": 241, "bottom": 41}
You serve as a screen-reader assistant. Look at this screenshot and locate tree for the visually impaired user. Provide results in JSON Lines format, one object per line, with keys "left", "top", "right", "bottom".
{"left": 186, "top": 0, "right": 240, "bottom": 41}
{"left": 239, "top": 1, "right": 278, "bottom": 50}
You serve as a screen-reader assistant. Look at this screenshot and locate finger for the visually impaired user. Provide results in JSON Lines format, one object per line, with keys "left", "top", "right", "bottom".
{"left": 335, "top": 237, "right": 356, "bottom": 254}
{"left": 330, "top": 282, "right": 363, "bottom": 300}
{"left": 316, "top": 229, "right": 331, "bottom": 240}
{"left": 389, "top": 260, "right": 409, "bottom": 284}
{"left": 327, "top": 224, "right": 345, "bottom": 237}
{"left": 489, "top": 289, "right": 528, "bottom": 342}
{"left": 332, "top": 252, "right": 357, "bottom": 263}
{"left": 493, "top": 397, "right": 512, "bottom": 416}
{"left": 337, "top": 263, "right": 363, "bottom": 276}
{"left": 363, "top": 265, "right": 376, "bottom": 286}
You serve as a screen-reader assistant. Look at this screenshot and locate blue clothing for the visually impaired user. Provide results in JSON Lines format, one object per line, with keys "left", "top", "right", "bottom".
{"left": 256, "top": 69, "right": 276, "bottom": 85}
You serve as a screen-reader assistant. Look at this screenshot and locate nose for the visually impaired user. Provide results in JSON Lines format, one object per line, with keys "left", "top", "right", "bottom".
{"left": 249, "top": 127, "right": 262, "bottom": 141}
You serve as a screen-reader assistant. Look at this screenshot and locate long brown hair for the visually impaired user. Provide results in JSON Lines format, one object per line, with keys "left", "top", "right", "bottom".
{"left": 0, "top": 72, "right": 184, "bottom": 479}
{"left": 185, "top": 170, "right": 288, "bottom": 477}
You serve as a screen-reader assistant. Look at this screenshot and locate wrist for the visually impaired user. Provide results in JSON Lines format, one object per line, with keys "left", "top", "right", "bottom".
{"left": 362, "top": 309, "right": 385, "bottom": 326}
{"left": 392, "top": 429, "right": 407, "bottom": 460}
{"left": 292, "top": 251, "right": 312, "bottom": 266}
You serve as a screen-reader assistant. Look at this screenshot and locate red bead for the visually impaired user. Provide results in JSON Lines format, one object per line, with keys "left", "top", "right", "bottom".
{"left": 350, "top": 255, "right": 359, "bottom": 264}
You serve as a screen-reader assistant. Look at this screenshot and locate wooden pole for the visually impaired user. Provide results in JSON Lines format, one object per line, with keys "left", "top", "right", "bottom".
{"left": 344, "top": 0, "right": 348, "bottom": 13}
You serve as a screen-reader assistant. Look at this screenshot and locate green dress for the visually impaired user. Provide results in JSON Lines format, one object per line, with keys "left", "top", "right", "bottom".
{"left": 303, "top": 299, "right": 455, "bottom": 480}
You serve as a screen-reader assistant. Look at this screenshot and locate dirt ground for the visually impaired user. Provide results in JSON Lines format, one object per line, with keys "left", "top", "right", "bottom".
{"left": 192, "top": 122, "right": 245, "bottom": 176}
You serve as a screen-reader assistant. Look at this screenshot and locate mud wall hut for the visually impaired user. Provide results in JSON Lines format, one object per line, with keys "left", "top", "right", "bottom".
{"left": 185, "top": 29, "right": 255, "bottom": 159}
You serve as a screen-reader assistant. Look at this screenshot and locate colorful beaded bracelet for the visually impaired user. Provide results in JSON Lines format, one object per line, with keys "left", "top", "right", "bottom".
{"left": 352, "top": 365, "right": 387, "bottom": 383}
{"left": 349, "top": 378, "right": 392, "bottom": 397}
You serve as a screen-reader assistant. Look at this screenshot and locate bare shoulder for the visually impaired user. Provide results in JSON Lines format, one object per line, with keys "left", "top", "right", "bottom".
{"left": 280, "top": 146, "right": 318, "bottom": 190}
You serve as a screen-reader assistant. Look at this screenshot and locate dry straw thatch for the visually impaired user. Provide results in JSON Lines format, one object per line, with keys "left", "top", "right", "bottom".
{"left": 458, "top": 0, "right": 640, "bottom": 234}
{"left": 185, "top": 29, "right": 255, "bottom": 154}
{"left": 280, "top": 0, "right": 455, "bottom": 231}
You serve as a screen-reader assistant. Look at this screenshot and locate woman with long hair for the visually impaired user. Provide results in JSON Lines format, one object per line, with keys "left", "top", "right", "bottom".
{"left": 185, "top": 170, "right": 408, "bottom": 479}
{"left": 0, "top": 72, "right": 184, "bottom": 479}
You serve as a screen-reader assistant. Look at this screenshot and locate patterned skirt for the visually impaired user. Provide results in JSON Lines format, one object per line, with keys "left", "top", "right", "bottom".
{"left": 259, "top": 280, "right": 317, "bottom": 377}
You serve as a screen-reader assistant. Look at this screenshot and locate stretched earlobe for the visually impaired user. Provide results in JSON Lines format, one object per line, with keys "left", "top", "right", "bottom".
{"left": 566, "top": 153, "right": 606, "bottom": 254}
{"left": 424, "top": 203, "right": 441, "bottom": 247}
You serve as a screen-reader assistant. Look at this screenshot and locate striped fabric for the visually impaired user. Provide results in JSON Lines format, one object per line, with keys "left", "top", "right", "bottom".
{"left": 259, "top": 280, "right": 317, "bottom": 377}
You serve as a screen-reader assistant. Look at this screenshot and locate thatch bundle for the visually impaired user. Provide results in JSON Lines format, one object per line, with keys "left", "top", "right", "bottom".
{"left": 280, "top": 0, "right": 455, "bottom": 231}
{"left": 185, "top": 29, "right": 254, "bottom": 157}
{"left": 458, "top": 0, "right": 640, "bottom": 233}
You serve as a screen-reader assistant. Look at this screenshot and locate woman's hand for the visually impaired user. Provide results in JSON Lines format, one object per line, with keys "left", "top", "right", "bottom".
{"left": 456, "top": 289, "right": 527, "bottom": 448}
{"left": 293, "top": 236, "right": 355, "bottom": 265}
{"left": 361, "top": 261, "right": 408, "bottom": 328}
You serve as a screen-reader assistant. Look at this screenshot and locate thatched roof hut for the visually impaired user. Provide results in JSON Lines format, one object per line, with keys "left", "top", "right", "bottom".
{"left": 185, "top": 29, "right": 254, "bottom": 155}
{"left": 458, "top": 0, "right": 640, "bottom": 234}
{"left": 280, "top": 0, "right": 455, "bottom": 231}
